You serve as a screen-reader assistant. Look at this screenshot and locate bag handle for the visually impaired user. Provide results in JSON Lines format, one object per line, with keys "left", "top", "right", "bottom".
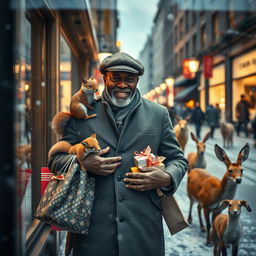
{"left": 53, "top": 155, "right": 77, "bottom": 179}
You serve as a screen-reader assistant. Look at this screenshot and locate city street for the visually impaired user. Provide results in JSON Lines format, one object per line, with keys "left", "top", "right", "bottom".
{"left": 164, "top": 125, "right": 256, "bottom": 256}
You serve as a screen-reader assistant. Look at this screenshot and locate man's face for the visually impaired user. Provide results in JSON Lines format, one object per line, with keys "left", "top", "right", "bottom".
{"left": 103, "top": 71, "right": 139, "bottom": 107}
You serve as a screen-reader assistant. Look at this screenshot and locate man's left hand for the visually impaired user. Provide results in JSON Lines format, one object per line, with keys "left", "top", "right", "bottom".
{"left": 124, "top": 167, "right": 171, "bottom": 191}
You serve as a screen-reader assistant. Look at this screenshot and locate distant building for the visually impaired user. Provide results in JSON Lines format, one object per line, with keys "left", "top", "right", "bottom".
{"left": 138, "top": 34, "right": 153, "bottom": 95}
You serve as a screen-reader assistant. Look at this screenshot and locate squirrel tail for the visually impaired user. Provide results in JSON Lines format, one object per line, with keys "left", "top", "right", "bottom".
{"left": 51, "top": 112, "right": 72, "bottom": 137}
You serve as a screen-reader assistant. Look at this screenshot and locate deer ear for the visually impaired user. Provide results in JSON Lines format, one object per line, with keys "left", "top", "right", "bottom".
{"left": 185, "top": 114, "right": 191, "bottom": 121}
{"left": 237, "top": 143, "right": 250, "bottom": 164}
{"left": 202, "top": 131, "right": 211, "bottom": 143}
{"left": 190, "top": 132, "right": 198, "bottom": 142}
{"left": 91, "top": 133, "right": 96, "bottom": 138}
{"left": 215, "top": 200, "right": 229, "bottom": 210}
{"left": 214, "top": 144, "right": 231, "bottom": 166}
{"left": 174, "top": 115, "right": 180, "bottom": 122}
{"left": 240, "top": 200, "right": 252, "bottom": 212}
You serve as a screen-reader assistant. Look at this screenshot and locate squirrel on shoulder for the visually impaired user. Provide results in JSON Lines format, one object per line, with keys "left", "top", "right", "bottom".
{"left": 52, "top": 76, "right": 99, "bottom": 137}
{"left": 48, "top": 133, "right": 101, "bottom": 159}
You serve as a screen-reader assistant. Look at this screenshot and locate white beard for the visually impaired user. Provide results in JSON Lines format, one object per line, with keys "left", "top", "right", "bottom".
{"left": 106, "top": 88, "right": 136, "bottom": 107}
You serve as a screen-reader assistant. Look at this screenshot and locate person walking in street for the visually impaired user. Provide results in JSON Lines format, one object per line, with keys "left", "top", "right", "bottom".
{"left": 205, "top": 104, "right": 220, "bottom": 138}
{"left": 48, "top": 52, "right": 188, "bottom": 256}
{"left": 235, "top": 94, "right": 251, "bottom": 137}
{"left": 191, "top": 101, "right": 204, "bottom": 139}
{"left": 251, "top": 114, "right": 256, "bottom": 148}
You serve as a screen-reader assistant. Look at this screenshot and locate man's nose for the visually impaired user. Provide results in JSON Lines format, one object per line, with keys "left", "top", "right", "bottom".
{"left": 117, "top": 80, "right": 127, "bottom": 88}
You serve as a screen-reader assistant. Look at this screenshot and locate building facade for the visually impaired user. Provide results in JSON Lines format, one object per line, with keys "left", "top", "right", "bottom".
{"left": 140, "top": 0, "right": 256, "bottom": 122}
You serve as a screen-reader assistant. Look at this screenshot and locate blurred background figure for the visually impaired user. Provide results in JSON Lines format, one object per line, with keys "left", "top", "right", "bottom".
{"left": 205, "top": 104, "right": 219, "bottom": 138}
{"left": 191, "top": 102, "right": 204, "bottom": 139}
{"left": 235, "top": 94, "right": 251, "bottom": 137}
{"left": 251, "top": 114, "right": 256, "bottom": 148}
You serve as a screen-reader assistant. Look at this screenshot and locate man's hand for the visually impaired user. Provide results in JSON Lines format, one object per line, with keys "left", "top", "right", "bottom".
{"left": 124, "top": 167, "right": 171, "bottom": 191}
{"left": 77, "top": 146, "right": 122, "bottom": 176}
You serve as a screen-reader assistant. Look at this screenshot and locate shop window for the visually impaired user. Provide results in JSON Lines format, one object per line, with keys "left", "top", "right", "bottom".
{"left": 212, "top": 13, "right": 219, "bottom": 42}
{"left": 200, "top": 24, "right": 207, "bottom": 49}
{"left": 60, "top": 35, "right": 72, "bottom": 112}
{"left": 16, "top": 18, "right": 33, "bottom": 232}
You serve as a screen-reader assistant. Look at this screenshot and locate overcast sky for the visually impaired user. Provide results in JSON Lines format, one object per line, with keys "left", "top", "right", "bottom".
{"left": 117, "top": 0, "right": 159, "bottom": 59}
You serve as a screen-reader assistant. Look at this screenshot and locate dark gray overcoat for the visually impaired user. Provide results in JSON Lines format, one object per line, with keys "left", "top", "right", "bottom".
{"left": 49, "top": 96, "right": 188, "bottom": 256}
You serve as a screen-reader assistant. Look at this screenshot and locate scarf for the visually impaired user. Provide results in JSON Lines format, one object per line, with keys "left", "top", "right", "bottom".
{"left": 102, "top": 88, "right": 141, "bottom": 133}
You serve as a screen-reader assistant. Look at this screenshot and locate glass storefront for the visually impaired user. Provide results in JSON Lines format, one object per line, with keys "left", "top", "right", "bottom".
{"left": 60, "top": 35, "right": 72, "bottom": 112}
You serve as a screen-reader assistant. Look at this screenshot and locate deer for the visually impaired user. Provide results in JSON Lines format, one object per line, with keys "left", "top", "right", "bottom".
{"left": 174, "top": 115, "right": 190, "bottom": 152}
{"left": 187, "top": 143, "right": 250, "bottom": 246}
{"left": 211, "top": 199, "right": 252, "bottom": 256}
{"left": 220, "top": 121, "right": 234, "bottom": 149}
{"left": 187, "top": 131, "right": 211, "bottom": 170}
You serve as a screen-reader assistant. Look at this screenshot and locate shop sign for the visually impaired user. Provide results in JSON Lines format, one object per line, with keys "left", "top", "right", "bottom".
{"left": 233, "top": 49, "right": 256, "bottom": 79}
{"left": 203, "top": 56, "right": 213, "bottom": 78}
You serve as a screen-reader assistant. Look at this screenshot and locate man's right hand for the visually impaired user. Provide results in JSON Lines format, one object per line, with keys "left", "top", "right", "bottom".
{"left": 77, "top": 146, "right": 122, "bottom": 176}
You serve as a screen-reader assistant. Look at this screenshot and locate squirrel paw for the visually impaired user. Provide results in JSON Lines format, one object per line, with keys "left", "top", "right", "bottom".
{"left": 84, "top": 114, "right": 97, "bottom": 119}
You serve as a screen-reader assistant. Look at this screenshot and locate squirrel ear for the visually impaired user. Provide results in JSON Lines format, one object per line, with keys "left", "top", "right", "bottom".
{"left": 81, "top": 76, "right": 87, "bottom": 84}
{"left": 91, "top": 133, "right": 96, "bottom": 138}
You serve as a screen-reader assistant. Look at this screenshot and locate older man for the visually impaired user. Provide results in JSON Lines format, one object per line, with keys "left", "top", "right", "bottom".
{"left": 48, "top": 52, "right": 188, "bottom": 256}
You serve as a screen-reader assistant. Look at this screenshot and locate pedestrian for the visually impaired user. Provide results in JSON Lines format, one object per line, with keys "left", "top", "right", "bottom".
{"left": 235, "top": 94, "right": 251, "bottom": 137}
{"left": 215, "top": 103, "right": 221, "bottom": 127}
{"left": 191, "top": 101, "right": 204, "bottom": 139}
{"left": 251, "top": 114, "right": 256, "bottom": 148}
{"left": 205, "top": 104, "right": 219, "bottom": 138}
{"left": 48, "top": 52, "right": 188, "bottom": 256}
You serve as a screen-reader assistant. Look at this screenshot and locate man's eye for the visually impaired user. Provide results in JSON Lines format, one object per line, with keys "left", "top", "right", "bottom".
{"left": 125, "top": 79, "right": 134, "bottom": 83}
{"left": 111, "top": 77, "right": 119, "bottom": 82}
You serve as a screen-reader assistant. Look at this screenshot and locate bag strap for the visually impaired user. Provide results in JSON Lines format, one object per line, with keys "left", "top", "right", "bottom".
{"left": 56, "top": 155, "right": 77, "bottom": 176}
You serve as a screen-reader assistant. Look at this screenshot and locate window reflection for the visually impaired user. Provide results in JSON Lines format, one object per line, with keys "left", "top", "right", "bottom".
{"left": 60, "top": 35, "right": 72, "bottom": 112}
{"left": 16, "top": 18, "right": 32, "bottom": 232}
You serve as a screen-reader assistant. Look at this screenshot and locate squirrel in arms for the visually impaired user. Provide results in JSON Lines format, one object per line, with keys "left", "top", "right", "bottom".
{"left": 48, "top": 133, "right": 101, "bottom": 159}
{"left": 52, "top": 76, "right": 99, "bottom": 137}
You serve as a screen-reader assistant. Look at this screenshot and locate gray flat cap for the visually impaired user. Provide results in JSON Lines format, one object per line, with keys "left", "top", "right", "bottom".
{"left": 99, "top": 52, "right": 144, "bottom": 76}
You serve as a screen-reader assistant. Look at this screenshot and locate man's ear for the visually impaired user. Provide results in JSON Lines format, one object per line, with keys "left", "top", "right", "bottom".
{"left": 103, "top": 75, "right": 107, "bottom": 83}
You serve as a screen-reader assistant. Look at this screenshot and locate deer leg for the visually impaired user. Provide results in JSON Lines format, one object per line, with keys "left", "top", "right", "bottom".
{"left": 188, "top": 199, "right": 194, "bottom": 224}
{"left": 232, "top": 244, "right": 238, "bottom": 256}
{"left": 221, "top": 246, "right": 227, "bottom": 256}
{"left": 203, "top": 207, "right": 212, "bottom": 246}
{"left": 198, "top": 204, "right": 206, "bottom": 232}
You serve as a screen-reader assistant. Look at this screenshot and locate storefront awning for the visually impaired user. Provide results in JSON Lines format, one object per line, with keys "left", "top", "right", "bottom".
{"left": 174, "top": 84, "right": 197, "bottom": 102}
{"left": 174, "top": 77, "right": 196, "bottom": 88}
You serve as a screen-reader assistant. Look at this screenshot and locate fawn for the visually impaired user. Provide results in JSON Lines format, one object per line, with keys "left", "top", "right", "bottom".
{"left": 187, "top": 131, "right": 211, "bottom": 170}
{"left": 174, "top": 116, "right": 190, "bottom": 152}
{"left": 211, "top": 199, "right": 252, "bottom": 256}
{"left": 187, "top": 143, "right": 250, "bottom": 246}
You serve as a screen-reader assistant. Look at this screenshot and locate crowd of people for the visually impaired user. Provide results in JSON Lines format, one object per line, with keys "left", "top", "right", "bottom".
{"left": 167, "top": 94, "right": 256, "bottom": 147}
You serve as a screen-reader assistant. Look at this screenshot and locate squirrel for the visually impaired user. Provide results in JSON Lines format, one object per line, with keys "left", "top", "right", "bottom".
{"left": 48, "top": 133, "right": 101, "bottom": 159}
{"left": 52, "top": 76, "right": 99, "bottom": 137}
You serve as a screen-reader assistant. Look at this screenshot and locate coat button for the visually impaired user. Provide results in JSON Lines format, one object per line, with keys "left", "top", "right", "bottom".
{"left": 119, "top": 216, "right": 125, "bottom": 223}
{"left": 119, "top": 196, "right": 124, "bottom": 202}
{"left": 117, "top": 175, "right": 122, "bottom": 182}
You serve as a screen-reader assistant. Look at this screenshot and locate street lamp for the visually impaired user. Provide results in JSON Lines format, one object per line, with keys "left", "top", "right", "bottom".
{"left": 165, "top": 77, "right": 175, "bottom": 107}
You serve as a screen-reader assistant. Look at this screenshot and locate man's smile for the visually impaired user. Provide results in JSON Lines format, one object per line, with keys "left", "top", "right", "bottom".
{"left": 114, "top": 91, "right": 130, "bottom": 99}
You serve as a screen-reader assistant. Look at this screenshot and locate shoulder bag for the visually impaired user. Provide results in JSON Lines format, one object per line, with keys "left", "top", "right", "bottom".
{"left": 35, "top": 155, "right": 95, "bottom": 234}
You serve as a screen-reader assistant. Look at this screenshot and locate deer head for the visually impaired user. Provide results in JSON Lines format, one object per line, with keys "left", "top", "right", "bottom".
{"left": 214, "top": 143, "right": 250, "bottom": 184}
{"left": 216, "top": 199, "right": 252, "bottom": 215}
{"left": 191, "top": 131, "right": 211, "bottom": 156}
{"left": 175, "top": 115, "right": 190, "bottom": 132}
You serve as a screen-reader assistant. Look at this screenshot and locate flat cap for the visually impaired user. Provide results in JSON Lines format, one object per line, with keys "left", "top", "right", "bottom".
{"left": 99, "top": 52, "right": 144, "bottom": 76}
